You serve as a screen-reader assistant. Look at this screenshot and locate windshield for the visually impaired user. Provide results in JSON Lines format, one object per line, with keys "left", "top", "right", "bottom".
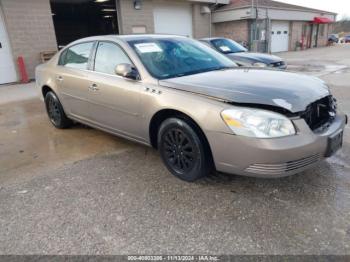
{"left": 210, "top": 38, "right": 247, "bottom": 54}
{"left": 127, "top": 37, "right": 236, "bottom": 80}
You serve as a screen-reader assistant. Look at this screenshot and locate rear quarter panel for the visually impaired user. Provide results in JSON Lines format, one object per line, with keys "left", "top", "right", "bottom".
{"left": 35, "top": 53, "right": 61, "bottom": 101}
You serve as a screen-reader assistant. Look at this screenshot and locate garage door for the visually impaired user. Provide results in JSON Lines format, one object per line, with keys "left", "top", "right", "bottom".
{"left": 0, "top": 10, "right": 17, "bottom": 84}
{"left": 271, "top": 21, "right": 290, "bottom": 53}
{"left": 153, "top": 2, "right": 193, "bottom": 37}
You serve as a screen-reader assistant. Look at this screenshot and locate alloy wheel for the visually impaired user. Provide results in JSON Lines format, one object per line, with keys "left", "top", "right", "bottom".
{"left": 47, "top": 95, "right": 61, "bottom": 126}
{"left": 161, "top": 128, "right": 198, "bottom": 173}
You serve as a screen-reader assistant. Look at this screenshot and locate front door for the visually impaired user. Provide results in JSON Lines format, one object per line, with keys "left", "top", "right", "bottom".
{"left": 87, "top": 41, "right": 142, "bottom": 140}
{"left": 0, "top": 10, "right": 17, "bottom": 84}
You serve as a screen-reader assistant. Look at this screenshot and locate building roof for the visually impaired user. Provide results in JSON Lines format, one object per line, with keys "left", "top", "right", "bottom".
{"left": 216, "top": 0, "right": 337, "bottom": 15}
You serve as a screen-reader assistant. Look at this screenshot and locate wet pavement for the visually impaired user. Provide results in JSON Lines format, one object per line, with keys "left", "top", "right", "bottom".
{"left": 0, "top": 45, "right": 350, "bottom": 254}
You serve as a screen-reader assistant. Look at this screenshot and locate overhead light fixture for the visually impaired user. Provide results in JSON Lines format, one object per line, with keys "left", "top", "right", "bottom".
{"left": 95, "top": 0, "right": 109, "bottom": 3}
{"left": 102, "top": 8, "right": 116, "bottom": 12}
{"left": 104, "top": 15, "right": 113, "bottom": 18}
{"left": 200, "top": 6, "right": 211, "bottom": 14}
{"left": 134, "top": 0, "right": 142, "bottom": 10}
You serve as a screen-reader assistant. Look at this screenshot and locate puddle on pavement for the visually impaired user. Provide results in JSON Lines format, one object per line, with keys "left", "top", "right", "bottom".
{"left": 287, "top": 64, "right": 348, "bottom": 76}
{"left": 326, "top": 151, "right": 350, "bottom": 170}
{"left": 0, "top": 98, "right": 133, "bottom": 183}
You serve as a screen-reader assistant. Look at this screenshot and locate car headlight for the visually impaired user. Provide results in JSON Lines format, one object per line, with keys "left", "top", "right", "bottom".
{"left": 252, "top": 62, "right": 267, "bottom": 67}
{"left": 221, "top": 108, "right": 296, "bottom": 138}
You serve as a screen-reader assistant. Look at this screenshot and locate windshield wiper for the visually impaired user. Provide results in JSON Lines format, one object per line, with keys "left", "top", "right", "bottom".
{"left": 210, "top": 66, "right": 234, "bottom": 71}
{"left": 169, "top": 66, "right": 234, "bottom": 78}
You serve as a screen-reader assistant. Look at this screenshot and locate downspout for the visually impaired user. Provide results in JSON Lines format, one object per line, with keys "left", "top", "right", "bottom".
{"left": 250, "top": 0, "right": 254, "bottom": 50}
{"left": 209, "top": 0, "right": 219, "bottom": 38}
{"left": 266, "top": 8, "right": 270, "bottom": 53}
{"left": 315, "top": 23, "right": 319, "bottom": 47}
{"left": 255, "top": 0, "right": 259, "bottom": 41}
{"left": 209, "top": 8, "right": 212, "bottom": 37}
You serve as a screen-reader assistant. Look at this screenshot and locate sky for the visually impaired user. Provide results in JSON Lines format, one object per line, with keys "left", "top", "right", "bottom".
{"left": 276, "top": 0, "right": 350, "bottom": 20}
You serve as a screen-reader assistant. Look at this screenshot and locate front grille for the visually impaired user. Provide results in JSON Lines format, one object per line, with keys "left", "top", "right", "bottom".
{"left": 300, "top": 95, "right": 337, "bottom": 131}
{"left": 245, "top": 154, "right": 321, "bottom": 175}
{"left": 270, "top": 61, "right": 285, "bottom": 67}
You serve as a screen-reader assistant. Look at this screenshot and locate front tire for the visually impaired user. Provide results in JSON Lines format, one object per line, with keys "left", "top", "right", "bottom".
{"left": 158, "top": 118, "right": 212, "bottom": 182}
{"left": 44, "top": 91, "right": 72, "bottom": 129}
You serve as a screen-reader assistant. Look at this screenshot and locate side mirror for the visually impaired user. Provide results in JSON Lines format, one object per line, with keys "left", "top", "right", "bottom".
{"left": 115, "top": 63, "right": 140, "bottom": 80}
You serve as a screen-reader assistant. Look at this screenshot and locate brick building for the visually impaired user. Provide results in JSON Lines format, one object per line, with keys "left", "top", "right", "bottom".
{"left": 0, "top": 0, "right": 336, "bottom": 84}
{"left": 212, "top": 0, "right": 337, "bottom": 53}
{"left": 0, "top": 0, "right": 228, "bottom": 84}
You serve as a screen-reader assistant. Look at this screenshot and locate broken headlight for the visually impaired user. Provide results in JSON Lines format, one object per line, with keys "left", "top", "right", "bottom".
{"left": 221, "top": 107, "right": 296, "bottom": 138}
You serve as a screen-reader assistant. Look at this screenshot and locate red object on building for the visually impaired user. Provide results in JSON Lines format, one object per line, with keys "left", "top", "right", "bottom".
{"left": 313, "top": 17, "right": 333, "bottom": 24}
{"left": 17, "top": 56, "right": 29, "bottom": 83}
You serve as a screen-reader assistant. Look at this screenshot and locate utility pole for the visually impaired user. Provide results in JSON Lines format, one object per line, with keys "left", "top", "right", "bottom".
{"left": 266, "top": 8, "right": 271, "bottom": 53}
{"left": 255, "top": 0, "right": 259, "bottom": 41}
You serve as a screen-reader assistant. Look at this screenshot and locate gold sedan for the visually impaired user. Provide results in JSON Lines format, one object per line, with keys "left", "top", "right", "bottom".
{"left": 36, "top": 35, "right": 346, "bottom": 181}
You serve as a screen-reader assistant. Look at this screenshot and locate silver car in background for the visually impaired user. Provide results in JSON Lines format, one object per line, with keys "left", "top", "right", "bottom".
{"left": 200, "top": 37, "right": 287, "bottom": 70}
{"left": 36, "top": 35, "right": 346, "bottom": 182}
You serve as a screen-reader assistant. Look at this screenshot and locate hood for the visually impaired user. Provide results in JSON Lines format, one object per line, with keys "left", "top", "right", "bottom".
{"left": 227, "top": 52, "right": 282, "bottom": 65}
{"left": 159, "top": 68, "right": 330, "bottom": 113}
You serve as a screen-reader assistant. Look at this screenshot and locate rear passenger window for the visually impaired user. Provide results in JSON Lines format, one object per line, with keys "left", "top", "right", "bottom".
{"left": 94, "top": 42, "right": 132, "bottom": 75}
{"left": 60, "top": 42, "right": 94, "bottom": 70}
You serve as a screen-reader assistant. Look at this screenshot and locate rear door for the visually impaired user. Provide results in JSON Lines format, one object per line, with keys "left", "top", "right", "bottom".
{"left": 87, "top": 41, "right": 143, "bottom": 140}
{"left": 56, "top": 41, "right": 95, "bottom": 120}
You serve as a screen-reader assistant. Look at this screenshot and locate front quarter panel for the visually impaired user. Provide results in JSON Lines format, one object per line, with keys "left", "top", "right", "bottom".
{"left": 140, "top": 84, "right": 233, "bottom": 144}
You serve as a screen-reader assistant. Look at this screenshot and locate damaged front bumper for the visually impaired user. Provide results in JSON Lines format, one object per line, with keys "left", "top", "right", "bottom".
{"left": 206, "top": 113, "right": 347, "bottom": 178}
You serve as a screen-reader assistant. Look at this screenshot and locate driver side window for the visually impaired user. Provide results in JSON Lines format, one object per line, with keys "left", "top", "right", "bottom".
{"left": 94, "top": 42, "right": 132, "bottom": 75}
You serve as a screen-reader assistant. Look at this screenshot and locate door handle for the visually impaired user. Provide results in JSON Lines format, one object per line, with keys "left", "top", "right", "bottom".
{"left": 89, "top": 83, "right": 99, "bottom": 91}
{"left": 56, "top": 76, "right": 63, "bottom": 82}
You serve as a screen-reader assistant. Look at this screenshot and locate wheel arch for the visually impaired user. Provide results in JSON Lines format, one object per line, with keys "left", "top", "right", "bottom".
{"left": 42, "top": 85, "right": 54, "bottom": 98}
{"left": 149, "top": 109, "right": 214, "bottom": 166}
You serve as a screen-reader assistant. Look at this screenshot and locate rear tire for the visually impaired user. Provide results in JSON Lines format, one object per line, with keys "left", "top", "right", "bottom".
{"left": 44, "top": 91, "right": 72, "bottom": 129}
{"left": 158, "top": 118, "right": 212, "bottom": 182}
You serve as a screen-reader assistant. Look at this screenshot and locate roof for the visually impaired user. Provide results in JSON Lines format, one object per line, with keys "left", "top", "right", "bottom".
{"left": 216, "top": 0, "right": 337, "bottom": 15}
{"left": 66, "top": 34, "right": 189, "bottom": 46}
